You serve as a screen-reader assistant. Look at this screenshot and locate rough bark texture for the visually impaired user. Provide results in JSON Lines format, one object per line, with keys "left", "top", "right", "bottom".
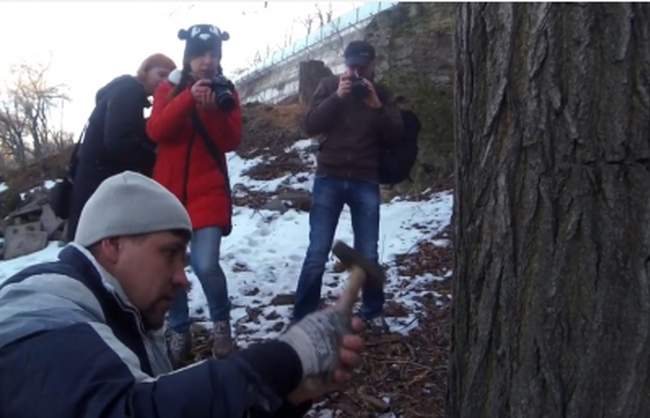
{"left": 450, "top": 3, "right": 650, "bottom": 417}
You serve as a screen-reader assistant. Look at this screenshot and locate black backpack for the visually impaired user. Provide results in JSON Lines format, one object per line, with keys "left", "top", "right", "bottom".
{"left": 379, "top": 109, "right": 421, "bottom": 185}
{"left": 49, "top": 125, "right": 86, "bottom": 219}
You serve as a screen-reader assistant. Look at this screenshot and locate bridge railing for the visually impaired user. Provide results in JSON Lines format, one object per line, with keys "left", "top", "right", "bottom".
{"left": 235, "top": 1, "right": 398, "bottom": 83}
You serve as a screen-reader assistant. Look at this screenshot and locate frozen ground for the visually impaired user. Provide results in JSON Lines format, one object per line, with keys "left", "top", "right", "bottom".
{"left": 0, "top": 143, "right": 453, "bottom": 346}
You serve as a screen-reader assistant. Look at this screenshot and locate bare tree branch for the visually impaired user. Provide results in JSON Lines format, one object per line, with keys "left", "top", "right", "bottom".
{"left": 0, "top": 61, "right": 71, "bottom": 168}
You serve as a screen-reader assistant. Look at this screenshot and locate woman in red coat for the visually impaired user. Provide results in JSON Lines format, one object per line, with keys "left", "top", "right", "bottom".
{"left": 147, "top": 24, "right": 241, "bottom": 364}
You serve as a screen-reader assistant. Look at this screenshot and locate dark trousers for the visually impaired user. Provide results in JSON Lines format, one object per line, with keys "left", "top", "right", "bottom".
{"left": 293, "top": 175, "right": 383, "bottom": 321}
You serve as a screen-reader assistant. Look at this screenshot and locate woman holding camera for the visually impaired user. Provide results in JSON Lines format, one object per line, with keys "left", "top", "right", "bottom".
{"left": 147, "top": 24, "right": 241, "bottom": 364}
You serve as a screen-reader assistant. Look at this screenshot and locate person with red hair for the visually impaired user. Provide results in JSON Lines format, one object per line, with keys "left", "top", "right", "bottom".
{"left": 66, "top": 53, "right": 176, "bottom": 241}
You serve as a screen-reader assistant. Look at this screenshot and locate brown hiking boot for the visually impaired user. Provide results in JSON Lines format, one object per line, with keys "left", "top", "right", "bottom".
{"left": 212, "top": 320, "right": 234, "bottom": 358}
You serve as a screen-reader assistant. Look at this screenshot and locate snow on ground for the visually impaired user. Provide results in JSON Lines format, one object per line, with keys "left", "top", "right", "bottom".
{"left": 0, "top": 183, "right": 7, "bottom": 194}
{"left": 18, "top": 180, "right": 59, "bottom": 201}
{"left": 0, "top": 242, "right": 63, "bottom": 284}
{"left": 0, "top": 142, "right": 453, "bottom": 346}
{"left": 43, "top": 179, "right": 57, "bottom": 189}
{"left": 228, "top": 139, "right": 317, "bottom": 194}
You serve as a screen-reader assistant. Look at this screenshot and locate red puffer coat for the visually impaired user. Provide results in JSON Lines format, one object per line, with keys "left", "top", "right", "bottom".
{"left": 147, "top": 80, "right": 241, "bottom": 230}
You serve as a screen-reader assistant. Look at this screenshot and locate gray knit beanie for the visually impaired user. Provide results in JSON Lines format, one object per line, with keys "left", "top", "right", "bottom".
{"left": 74, "top": 171, "right": 192, "bottom": 247}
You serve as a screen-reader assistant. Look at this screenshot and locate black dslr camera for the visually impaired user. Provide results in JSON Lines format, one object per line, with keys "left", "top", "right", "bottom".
{"left": 210, "top": 75, "right": 236, "bottom": 112}
{"left": 349, "top": 75, "right": 369, "bottom": 100}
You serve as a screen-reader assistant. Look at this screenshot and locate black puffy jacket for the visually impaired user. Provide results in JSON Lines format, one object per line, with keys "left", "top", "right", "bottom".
{"left": 67, "top": 75, "right": 156, "bottom": 240}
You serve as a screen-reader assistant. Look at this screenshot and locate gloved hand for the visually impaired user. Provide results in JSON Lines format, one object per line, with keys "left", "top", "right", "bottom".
{"left": 279, "top": 311, "right": 364, "bottom": 404}
{"left": 278, "top": 309, "right": 349, "bottom": 378}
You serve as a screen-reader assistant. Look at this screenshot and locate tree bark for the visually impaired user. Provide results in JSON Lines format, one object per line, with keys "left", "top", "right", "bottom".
{"left": 450, "top": 3, "right": 650, "bottom": 417}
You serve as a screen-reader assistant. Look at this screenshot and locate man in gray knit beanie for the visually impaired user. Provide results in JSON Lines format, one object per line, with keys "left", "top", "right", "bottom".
{"left": 74, "top": 170, "right": 193, "bottom": 247}
{"left": 0, "top": 170, "right": 365, "bottom": 417}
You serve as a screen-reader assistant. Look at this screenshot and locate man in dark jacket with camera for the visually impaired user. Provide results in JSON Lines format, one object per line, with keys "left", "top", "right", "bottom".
{"left": 293, "top": 41, "right": 403, "bottom": 331}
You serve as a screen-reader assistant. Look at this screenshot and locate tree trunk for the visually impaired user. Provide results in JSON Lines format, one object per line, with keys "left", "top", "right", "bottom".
{"left": 449, "top": 3, "right": 650, "bottom": 417}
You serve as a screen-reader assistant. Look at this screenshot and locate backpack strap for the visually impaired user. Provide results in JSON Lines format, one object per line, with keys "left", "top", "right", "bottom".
{"left": 67, "top": 122, "right": 88, "bottom": 180}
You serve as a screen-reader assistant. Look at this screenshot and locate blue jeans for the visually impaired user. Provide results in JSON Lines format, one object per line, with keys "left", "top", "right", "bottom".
{"left": 168, "top": 226, "right": 230, "bottom": 332}
{"left": 293, "top": 176, "right": 383, "bottom": 321}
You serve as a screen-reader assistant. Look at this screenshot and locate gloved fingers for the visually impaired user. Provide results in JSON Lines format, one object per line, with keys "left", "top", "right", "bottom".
{"left": 332, "top": 368, "right": 353, "bottom": 383}
{"left": 329, "top": 332, "right": 363, "bottom": 386}
{"left": 349, "top": 316, "right": 365, "bottom": 333}
{"left": 335, "top": 349, "right": 361, "bottom": 374}
{"left": 339, "top": 336, "right": 363, "bottom": 365}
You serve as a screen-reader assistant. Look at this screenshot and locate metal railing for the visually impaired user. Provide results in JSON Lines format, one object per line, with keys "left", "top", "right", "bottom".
{"left": 235, "top": 1, "right": 398, "bottom": 83}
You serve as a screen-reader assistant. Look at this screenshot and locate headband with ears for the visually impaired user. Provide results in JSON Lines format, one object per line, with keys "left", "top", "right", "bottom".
{"left": 178, "top": 29, "right": 189, "bottom": 40}
{"left": 177, "top": 25, "right": 230, "bottom": 42}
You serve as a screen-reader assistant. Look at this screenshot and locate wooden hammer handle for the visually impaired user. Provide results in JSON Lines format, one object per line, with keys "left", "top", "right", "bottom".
{"left": 336, "top": 265, "right": 367, "bottom": 316}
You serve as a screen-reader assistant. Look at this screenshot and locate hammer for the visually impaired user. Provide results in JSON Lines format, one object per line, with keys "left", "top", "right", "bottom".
{"left": 331, "top": 240, "right": 386, "bottom": 316}
{"left": 287, "top": 241, "right": 386, "bottom": 398}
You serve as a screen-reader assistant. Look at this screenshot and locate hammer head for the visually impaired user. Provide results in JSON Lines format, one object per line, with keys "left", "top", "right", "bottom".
{"left": 331, "top": 240, "right": 385, "bottom": 285}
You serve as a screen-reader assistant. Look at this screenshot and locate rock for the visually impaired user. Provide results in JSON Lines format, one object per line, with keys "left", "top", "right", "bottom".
{"left": 6, "top": 198, "right": 43, "bottom": 220}
{"left": 270, "top": 293, "right": 296, "bottom": 306}
{"left": 276, "top": 189, "right": 311, "bottom": 211}
{"left": 298, "top": 60, "right": 333, "bottom": 105}
{"left": 241, "top": 286, "right": 260, "bottom": 296}
{"left": 265, "top": 310, "right": 280, "bottom": 321}
{"left": 358, "top": 392, "right": 390, "bottom": 413}
{"left": 4, "top": 222, "right": 48, "bottom": 260}
{"left": 261, "top": 197, "right": 289, "bottom": 213}
{"left": 40, "top": 204, "right": 64, "bottom": 239}
{"left": 245, "top": 306, "right": 262, "bottom": 322}
{"left": 261, "top": 190, "right": 312, "bottom": 213}
{"left": 232, "top": 261, "right": 252, "bottom": 272}
{"left": 268, "top": 321, "right": 285, "bottom": 333}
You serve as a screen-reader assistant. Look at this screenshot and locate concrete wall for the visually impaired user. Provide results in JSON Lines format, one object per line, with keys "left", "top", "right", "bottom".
{"left": 365, "top": 2, "right": 456, "bottom": 185}
{"left": 236, "top": 24, "right": 365, "bottom": 104}
{"left": 237, "top": 2, "right": 456, "bottom": 187}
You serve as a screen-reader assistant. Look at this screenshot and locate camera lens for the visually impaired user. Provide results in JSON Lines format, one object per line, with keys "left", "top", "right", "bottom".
{"left": 211, "top": 76, "right": 236, "bottom": 112}
{"left": 216, "top": 92, "right": 236, "bottom": 112}
{"left": 350, "top": 79, "right": 369, "bottom": 99}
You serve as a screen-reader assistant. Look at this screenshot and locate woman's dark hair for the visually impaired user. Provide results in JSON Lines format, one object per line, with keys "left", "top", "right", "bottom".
{"left": 171, "top": 63, "right": 193, "bottom": 97}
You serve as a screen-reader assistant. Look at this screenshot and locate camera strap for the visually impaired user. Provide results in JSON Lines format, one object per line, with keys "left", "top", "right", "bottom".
{"left": 190, "top": 110, "right": 231, "bottom": 190}
{"left": 190, "top": 109, "right": 233, "bottom": 235}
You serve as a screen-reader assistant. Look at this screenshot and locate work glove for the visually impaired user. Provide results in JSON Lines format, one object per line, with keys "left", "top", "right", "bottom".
{"left": 278, "top": 309, "right": 349, "bottom": 378}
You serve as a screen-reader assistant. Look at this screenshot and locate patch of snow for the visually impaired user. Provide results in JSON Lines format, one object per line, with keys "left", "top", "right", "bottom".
{"left": 0, "top": 148, "right": 454, "bottom": 352}
{"left": 229, "top": 143, "right": 316, "bottom": 195}
{"left": 0, "top": 242, "right": 62, "bottom": 284}
{"left": 288, "top": 138, "right": 316, "bottom": 151}
{"left": 0, "top": 189, "right": 454, "bottom": 346}
{"left": 0, "top": 183, "right": 7, "bottom": 194}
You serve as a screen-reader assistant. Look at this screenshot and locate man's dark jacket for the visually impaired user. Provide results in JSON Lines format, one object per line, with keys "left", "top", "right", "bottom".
{"left": 304, "top": 75, "right": 403, "bottom": 182}
{"left": 67, "top": 75, "right": 157, "bottom": 240}
{"left": 0, "top": 244, "right": 307, "bottom": 417}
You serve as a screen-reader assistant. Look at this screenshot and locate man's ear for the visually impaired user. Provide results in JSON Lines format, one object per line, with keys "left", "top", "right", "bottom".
{"left": 98, "top": 237, "right": 121, "bottom": 265}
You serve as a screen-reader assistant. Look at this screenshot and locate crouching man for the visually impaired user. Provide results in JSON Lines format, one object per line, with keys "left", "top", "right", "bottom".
{"left": 0, "top": 171, "right": 363, "bottom": 417}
